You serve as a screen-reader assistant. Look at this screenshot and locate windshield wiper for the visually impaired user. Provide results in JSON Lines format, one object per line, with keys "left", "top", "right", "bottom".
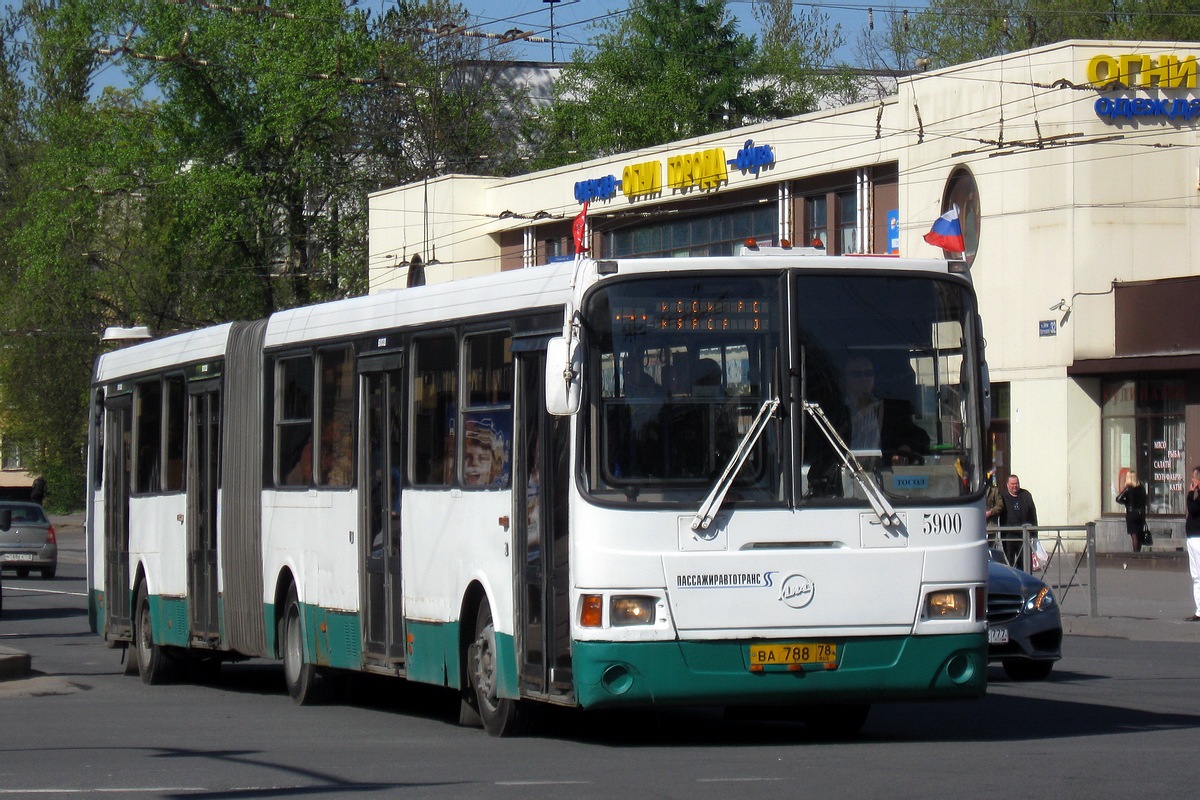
{"left": 803, "top": 401, "right": 902, "bottom": 527}
{"left": 691, "top": 396, "right": 779, "bottom": 533}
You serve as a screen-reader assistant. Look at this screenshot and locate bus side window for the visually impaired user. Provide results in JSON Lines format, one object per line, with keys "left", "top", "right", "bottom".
{"left": 412, "top": 334, "right": 457, "bottom": 487}
{"left": 318, "top": 347, "right": 355, "bottom": 487}
{"left": 164, "top": 374, "right": 187, "bottom": 492}
{"left": 276, "top": 354, "right": 315, "bottom": 486}
{"left": 134, "top": 379, "right": 162, "bottom": 494}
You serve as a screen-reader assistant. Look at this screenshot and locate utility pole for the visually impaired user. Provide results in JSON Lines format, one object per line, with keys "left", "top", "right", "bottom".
{"left": 543, "top": 0, "right": 560, "bottom": 62}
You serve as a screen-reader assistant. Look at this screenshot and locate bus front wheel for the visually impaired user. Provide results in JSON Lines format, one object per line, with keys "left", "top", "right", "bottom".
{"left": 466, "top": 601, "right": 524, "bottom": 737}
{"left": 280, "top": 586, "right": 325, "bottom": 704}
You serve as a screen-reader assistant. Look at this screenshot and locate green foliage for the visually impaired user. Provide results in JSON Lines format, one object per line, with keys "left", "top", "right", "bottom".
{"left": 861, "top": 0, "right": 1200, "bottom": 73}
{"left": 0, "top": 0, "right": 541, "bottom": 507}
{"left": 532, "top": 0, "right": 852, "bottom": 168}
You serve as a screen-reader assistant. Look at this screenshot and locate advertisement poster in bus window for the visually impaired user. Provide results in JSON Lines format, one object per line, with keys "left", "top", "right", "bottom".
{"left": 463, "top": 412, "right": 512, "bottom": 487}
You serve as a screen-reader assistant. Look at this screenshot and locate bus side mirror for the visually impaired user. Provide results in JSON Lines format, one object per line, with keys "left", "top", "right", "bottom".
{"left": 545, "top": 336, "right": 581, "bottom": 416}
{"left": 0, "top": 509, "right": 10, "bottom": 532}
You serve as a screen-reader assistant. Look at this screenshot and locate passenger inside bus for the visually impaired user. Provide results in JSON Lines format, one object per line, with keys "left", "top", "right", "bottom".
{"left": 806, "top": 354, "right": 930, "bottom": 496}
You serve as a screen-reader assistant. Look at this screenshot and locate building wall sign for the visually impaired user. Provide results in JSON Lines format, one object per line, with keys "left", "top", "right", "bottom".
{"left": 623, "top": 160, "right": 663, "bottom": 199}
{"left": 667, "top": 147, "right": 728, "bottom": 193}
{"left": 1089, "top": 54, "right": 1199, "bottom": 124}
{"left": 575, "top": 174, "right": 621, "bottom": 203}
{"left": 573, "top": 141, "right": 776, "bottom": 205}
{"left": 727, "top": 139, "right": 775, "bottom": 175}
{"left": 1087, "top": 54, "right": 1197, "bottom": 89}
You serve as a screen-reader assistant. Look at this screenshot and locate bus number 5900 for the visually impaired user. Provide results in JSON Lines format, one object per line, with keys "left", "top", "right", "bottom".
{"left": 922, "top": 513, "right": 962, "bottom": 535}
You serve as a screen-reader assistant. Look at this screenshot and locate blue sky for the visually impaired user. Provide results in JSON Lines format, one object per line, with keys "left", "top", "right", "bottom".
{"left": 449, "top": 1, "right": 927, "bottom": 63}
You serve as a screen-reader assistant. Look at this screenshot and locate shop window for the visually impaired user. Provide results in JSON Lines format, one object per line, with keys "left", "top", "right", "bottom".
{"left": 1101, "top": 378, "right": 1186, "bottom": 515}
{"left": 603, "top": 204, "right": 776, "bottom": 258}
{"left": 838, "top": 192, "right": 858, "bottom": 253}
{"left": 806, "top": 195, "right": 827, "bottom": 248}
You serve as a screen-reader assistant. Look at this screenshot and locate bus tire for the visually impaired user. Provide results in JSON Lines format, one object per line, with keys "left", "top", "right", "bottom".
{"left": 280, "top": 586, "right": 325, "bottom": 704}
{"left": 135, "top": 586, "right": 175, "bottom": 685}
{"left": 467, "top": 601, "right": 524, "bottom": 737}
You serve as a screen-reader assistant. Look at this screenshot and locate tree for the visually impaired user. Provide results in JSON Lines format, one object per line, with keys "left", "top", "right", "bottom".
{"left": 752, "top": 0, "right": 861, "bottom": 115}
{"left": 358, "top": 0, "right": 535, "bottom": 189}
{"left": 858, "top": 0, "right": 1200, "bottom": 74}
{"left": 533, "top": 0, "right": 764, "bottom": 166}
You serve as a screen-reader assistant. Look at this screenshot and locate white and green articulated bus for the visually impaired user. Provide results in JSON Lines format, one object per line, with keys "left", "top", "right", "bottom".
{"left": 87, "top": 246, "right": 990, "bottom": 736}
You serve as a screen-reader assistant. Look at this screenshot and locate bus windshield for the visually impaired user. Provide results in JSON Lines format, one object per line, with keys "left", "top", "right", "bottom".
{"left": 584, "top": 275, "right": 785, "bottom": 504}
{"left": 798, "top": 273, "right": 981, "bottom": 503}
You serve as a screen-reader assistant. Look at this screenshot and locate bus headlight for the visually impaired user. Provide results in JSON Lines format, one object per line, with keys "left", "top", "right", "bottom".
{"left": 610, "top": 595, "right": 657, "bottom": 626}
{"left": 924, "top": 588, "right": 971, "bottom": 620}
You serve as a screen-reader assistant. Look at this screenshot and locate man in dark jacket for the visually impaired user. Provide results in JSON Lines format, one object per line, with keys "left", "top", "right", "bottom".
{"left": 1000, "top": 473, "right": 1038, "bottom": 567}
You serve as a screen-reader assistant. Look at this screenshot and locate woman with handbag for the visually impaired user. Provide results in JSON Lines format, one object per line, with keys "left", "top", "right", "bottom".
{"left": 1116, "top": 471, "right": 1148, "bottom": 553}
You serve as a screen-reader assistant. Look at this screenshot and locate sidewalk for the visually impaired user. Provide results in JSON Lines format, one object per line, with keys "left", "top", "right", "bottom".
{"left": 1057, "top": 550, "right": 1200, "bottom": 643}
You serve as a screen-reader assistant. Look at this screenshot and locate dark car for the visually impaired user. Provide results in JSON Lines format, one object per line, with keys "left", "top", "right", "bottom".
{"left": 987, "top": 548, "right": 1062, "bottom": 680}
{"left": 0, "top": 501, "right": 58, "bottom": 579}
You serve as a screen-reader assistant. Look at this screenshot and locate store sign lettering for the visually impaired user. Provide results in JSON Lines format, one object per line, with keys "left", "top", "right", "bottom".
{"left": 1087, "top": 54, "right": 1197, "bottom": 89}
{"left": 1095, "top": 96, "right": 1200, "bottom": 122}
{"left": 727, "top": 140, "right": 775, "bottom": 175}
{"left": 667, "top": 147, "right": 728, "bottom": 192}
{"left": 1089, "top": 53, "right": 1200, "bottom": 125}
{"left": 574, "top": 174, "right": 621, "bottom": 203}
{"left": 622, "top": 160, "right": 662, "bottom": 199}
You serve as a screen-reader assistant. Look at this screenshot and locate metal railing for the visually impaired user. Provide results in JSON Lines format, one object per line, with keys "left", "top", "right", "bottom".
{"left": 992, "top": 523, "right": 1099, "bottom": 617}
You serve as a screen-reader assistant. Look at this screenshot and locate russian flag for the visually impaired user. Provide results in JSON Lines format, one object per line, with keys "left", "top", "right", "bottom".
{"left": 923, "top": 207, "right": 965, "bottom": 253}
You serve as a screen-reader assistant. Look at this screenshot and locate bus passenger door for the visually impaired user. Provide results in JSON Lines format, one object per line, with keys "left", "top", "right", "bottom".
{"left": 515, "top": 350, "right": 573, "bottom": 699}
{"left": 361, "top": 361, "right": 406, "bottom": 666}
{"left": 187, "top": 384, "right": 221, "bottom": 644}
{"left": 103, "top": 394, "right": 133, "bottom": 640}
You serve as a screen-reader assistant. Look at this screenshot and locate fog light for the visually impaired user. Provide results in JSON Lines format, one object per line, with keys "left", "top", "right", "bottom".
{"left": 610, "top": 596, "right": 656, "bottom": 626}
{"left": 925, "top": 589, "right": 971, "bottom": 620}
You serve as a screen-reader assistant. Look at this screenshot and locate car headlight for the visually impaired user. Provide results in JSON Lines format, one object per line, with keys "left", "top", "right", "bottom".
{"left": 1025, "top": 586, "right": 1056, "bottom": 613}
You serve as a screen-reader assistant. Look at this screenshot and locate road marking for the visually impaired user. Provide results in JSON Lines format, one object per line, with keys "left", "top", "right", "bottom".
{"left": 1, "top": 586, "right": 87, "bottom": 597}
{"left": 496, "top": 781, "right": 591, "bottom": 786}
{"left": 0, "top": 789, "right": 207, "bottom": 794}
{"left": 698, "top": 778, "right": 786, "bottom": 783}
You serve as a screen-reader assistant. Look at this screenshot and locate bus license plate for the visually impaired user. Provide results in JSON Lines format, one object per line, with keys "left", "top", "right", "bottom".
{"left": 988, "top": 627, "right": 1009, "bottom": 644}
{"left": 2, "top": 553, "right": 34, "bottom": 562}
{"left": 749, "top": 642, "right": 838, "bottom": 669}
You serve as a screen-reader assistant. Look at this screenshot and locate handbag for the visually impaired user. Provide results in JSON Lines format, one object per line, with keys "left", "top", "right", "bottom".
{"left": 1139, "top": 527, "right": 1153, "bottom": 547}
{"left": 1030, "top": 538, "right": 1049, "bottom": 571}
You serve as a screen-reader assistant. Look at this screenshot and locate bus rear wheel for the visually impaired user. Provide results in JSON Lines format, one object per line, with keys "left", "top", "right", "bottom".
{"left": 135, "top": 586, "right": 175, "bottom": 685}
{"left": 467, "top": 601, "right": 523, "bottom": 737}
{"left": 280, "top": 586, "right": 325, "bottom": 704}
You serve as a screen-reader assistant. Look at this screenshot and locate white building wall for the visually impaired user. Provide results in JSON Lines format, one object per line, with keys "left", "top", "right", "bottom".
{"left": 367, "top": 39, "right": 1200, "bottom": 535}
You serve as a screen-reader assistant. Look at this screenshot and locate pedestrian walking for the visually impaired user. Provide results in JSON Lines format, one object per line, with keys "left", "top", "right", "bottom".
{"left": 1185, "top": 467, "right": 1200, "bottom": 621}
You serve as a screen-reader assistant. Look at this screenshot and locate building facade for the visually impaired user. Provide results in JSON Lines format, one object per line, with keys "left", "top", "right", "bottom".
{"left": 368, "top": 40, "right": 1200, "bottom": 550}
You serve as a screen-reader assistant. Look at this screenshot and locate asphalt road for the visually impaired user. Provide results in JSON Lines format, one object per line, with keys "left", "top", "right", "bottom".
{"left": 3, "top": 519, "right": 1200, "bottom": 798}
